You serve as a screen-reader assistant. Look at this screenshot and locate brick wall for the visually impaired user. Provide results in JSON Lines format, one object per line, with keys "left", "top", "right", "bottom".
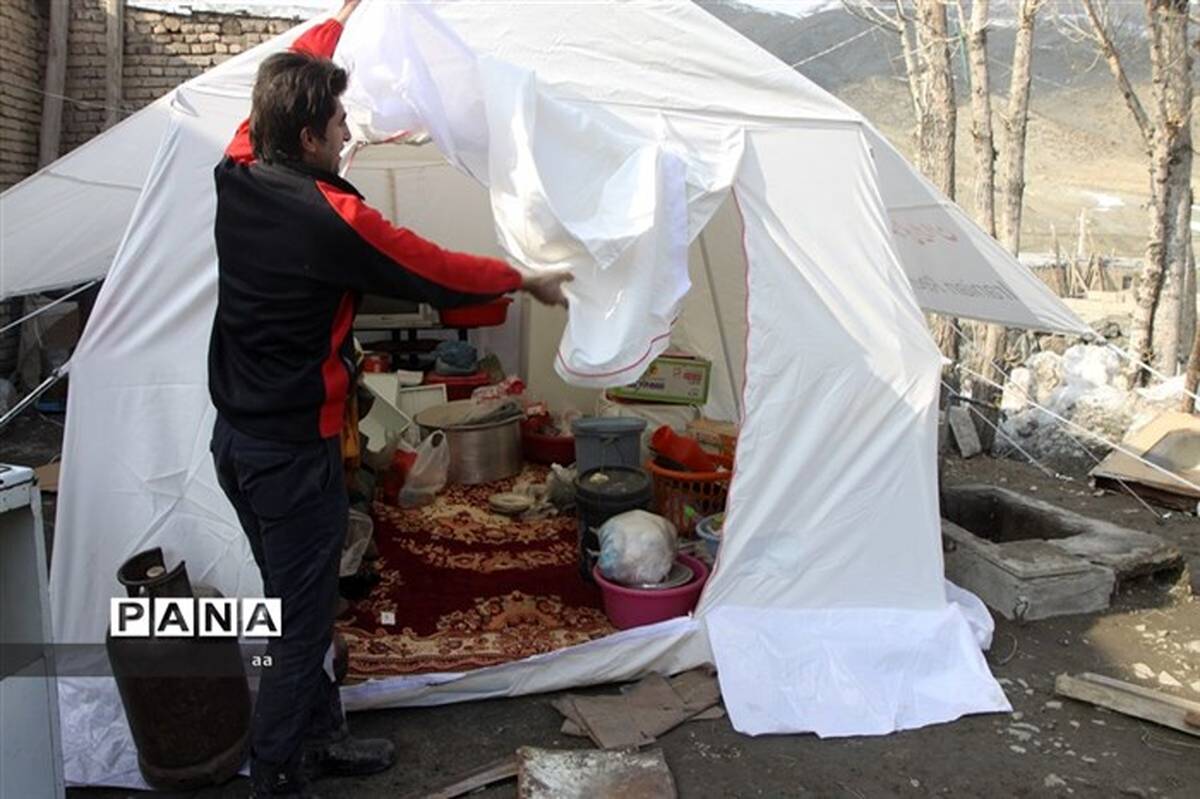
{"left": 60, "top": 0, "right": 110, "bottom": 153}
{"left": 0, "top": 0, "right": 47, "bottom": 190}
{"left": 120, "top": 9, "right": 298, "bottom": 120}
{"left": 0, "top": 2, "right": 301, "bottom": 186}
{"left": 60, "top": 2, "right": 300, "bottom": 153}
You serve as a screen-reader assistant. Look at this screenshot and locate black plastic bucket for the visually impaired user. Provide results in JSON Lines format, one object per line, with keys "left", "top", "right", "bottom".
{"left": 574, "top": 466, "right": 653, "bottom": 580}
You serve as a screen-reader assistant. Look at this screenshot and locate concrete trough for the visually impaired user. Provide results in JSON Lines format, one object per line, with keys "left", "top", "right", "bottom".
{"left": 941, "top": 484, "right": 1185, "bottom": 621}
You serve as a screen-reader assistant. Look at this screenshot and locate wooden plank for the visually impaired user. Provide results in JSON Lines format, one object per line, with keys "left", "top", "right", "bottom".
{"left": 402, "top": 756, "right": 518, "bottom": 799}
{"left": 1056, "top": 673, "right": 1200, "bottom": 738}
{"left": 39, "top": 0, "right": 70, "bottom": 166}
{"left": 1078, "top": 672, "right": 1200, "bottom": 711}
{"left": 104, "top": 0, "right": 125, "bottom": 130}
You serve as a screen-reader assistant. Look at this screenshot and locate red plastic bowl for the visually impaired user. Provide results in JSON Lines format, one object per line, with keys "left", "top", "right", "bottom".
{"left": 423, "top": 370, "right": 492, "bottom": 401}
{"left": 439, "top": 297, "right": 512, "bottom": 328}
{"left": 593, "top": 553, "right": 709, "bottom": 630}
{"left": 521, "top": 417, "right": 576, "bottom": 465}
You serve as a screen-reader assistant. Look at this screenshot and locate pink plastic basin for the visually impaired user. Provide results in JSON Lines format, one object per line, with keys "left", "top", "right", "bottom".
{"left": 592, "top": 553, "right": 709, "bottom": 630}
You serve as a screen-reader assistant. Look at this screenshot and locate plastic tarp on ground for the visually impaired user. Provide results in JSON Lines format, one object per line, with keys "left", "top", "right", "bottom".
{"left": 33, "top": 0, "right": 1076, "bottom": 787}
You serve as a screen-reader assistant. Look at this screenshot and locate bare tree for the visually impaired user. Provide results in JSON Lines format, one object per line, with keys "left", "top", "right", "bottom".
{"left": 955, "top": 0, "right": 1002, "bottom": 405}
{"left": 996, "top": 0, "right": 1043, "bottom": 255}
{"left": 956, "top": 0, "right": 995, "bottom": 237}
{"left": 970, "top": 0, "right": 1046, "bottom": 408}
{"left": 846, "top": 1, "right": 961, "bottom": 367}
{"left": 1069, "top": 0, "right": 1194, "bottom": 384}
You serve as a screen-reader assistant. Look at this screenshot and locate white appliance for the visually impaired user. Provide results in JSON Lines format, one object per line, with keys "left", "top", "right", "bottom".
{"left": 1, "top": 464, "right": 65, "bottom": 799}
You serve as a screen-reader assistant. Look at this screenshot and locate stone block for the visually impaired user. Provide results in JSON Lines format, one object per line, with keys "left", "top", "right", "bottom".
{"left": 947, "top": 405, "right": 982, "bottom": 458}
{"left": 943, "top": 521, "right": 1115, "bottom": 621}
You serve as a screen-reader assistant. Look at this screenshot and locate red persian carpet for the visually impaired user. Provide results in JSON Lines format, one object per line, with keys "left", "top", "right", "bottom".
{"left": 336, "top": 467, "right": 616, "bottom": 677}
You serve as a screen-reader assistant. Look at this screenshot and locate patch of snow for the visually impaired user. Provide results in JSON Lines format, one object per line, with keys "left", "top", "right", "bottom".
{"left": 1133, "top": 663, "right": 1155, "bottom": 680}
{"left": 997, "top": 343, "right": 1190, "bottom": 472}
{"left": 1158, "top": 671, "right": 1182, "bottom": 688}
{"left": 1045, "top": 775, "right": 1068, "bottom": 789}
{"left": 1083, "top": 191, "right": 1125, "bottom": 212}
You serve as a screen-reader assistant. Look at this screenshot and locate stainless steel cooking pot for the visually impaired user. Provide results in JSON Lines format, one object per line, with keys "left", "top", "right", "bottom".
{"left": 414, "top": 400, "right": 523, "bottom": 485}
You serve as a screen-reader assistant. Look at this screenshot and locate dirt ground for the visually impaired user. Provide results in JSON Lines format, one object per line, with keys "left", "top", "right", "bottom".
{"left": 4, "top": 410, "right": 1199, "bottom": 798}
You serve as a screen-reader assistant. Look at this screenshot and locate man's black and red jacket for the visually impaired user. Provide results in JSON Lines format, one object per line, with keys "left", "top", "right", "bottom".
{"left": 208, "top": 19, "right": 521, "bottom": 442}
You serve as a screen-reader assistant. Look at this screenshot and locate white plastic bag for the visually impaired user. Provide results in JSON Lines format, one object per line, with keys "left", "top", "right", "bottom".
{"left": 340, "top": 510, "right": 374, "bottom": 577}
{"left": 597, "top": 510, "right": 678, "bottom": 585}
{"left": 398, "top": 431, "right": 450, "bottom": 508}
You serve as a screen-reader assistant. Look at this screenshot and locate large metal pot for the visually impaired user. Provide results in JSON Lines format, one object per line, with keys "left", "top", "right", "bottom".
{"left": 415, "top": 400, "right": 523, "bottom": 485}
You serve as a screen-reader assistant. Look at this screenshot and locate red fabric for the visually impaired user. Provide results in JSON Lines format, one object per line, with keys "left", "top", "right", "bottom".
{"left": 291, "top": 18, "right": 343, "bottom": 58}
{"left": 315, "top": 181, "right": 524, "bottom": 296}
{"left": 318, "top": 291, "right": 355, "bottom": 438}
{"left": 225, "top": 119, "right": 254, "bottom": 164}
{"left": 336, "top": 469, "right": 614, "bottom": 677}
{"left": 223, "top": 19, "right": 345, "bottom": 162}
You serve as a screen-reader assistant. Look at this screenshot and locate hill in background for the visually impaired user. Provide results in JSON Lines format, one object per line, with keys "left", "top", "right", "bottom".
{"left": 703, "top": 0, "right": 1198, "bottom": 258}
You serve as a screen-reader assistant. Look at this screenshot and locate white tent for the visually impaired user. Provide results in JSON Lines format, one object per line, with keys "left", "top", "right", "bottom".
{"left": 1, "top": 0, "right": 1093, "bottom": 788}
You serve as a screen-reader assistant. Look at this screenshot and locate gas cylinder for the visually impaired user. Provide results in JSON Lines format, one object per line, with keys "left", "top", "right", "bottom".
{"left": 105, "top": 548, "right": 251, "bottom": 790}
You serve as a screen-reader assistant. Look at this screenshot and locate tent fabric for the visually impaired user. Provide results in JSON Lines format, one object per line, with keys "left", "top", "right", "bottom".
{"left": 339, "top": 3, "right": 706, "bottom": 384}
{"left": 0, "top": 19, "right": 318, "bottom": 300}
{"left": 30, "top": 1, "right": 1080, "bottom": 787}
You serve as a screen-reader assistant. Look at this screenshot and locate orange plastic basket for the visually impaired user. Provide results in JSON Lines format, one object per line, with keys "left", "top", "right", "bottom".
{"left": 646, "top": 454, "right": 733, "bottom": 536}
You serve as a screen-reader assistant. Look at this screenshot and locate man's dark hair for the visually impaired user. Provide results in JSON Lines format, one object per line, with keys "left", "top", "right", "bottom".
{"left": 250, "top": 51, "right": 348, "bottom": 163}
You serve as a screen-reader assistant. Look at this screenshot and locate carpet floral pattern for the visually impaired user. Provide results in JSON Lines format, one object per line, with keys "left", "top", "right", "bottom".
{"left": 336, "top": 468, "right": 615, "bottom": 677}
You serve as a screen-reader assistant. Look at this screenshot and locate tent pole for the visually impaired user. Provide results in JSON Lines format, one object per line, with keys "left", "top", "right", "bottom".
{"left": 0, "top": 280, "right": 102, "bottom": 337}
{"left": 0, "top": 366, "right": 67, "bottom": 432}
{"left": 698, "top": 231, "right": 742, "bottom": 421}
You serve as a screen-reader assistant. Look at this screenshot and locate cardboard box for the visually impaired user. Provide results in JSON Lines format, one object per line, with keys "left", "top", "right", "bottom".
{"left": 608, "top": 355, "right": 711, "bottom": 406}
{"left": 687, "top": 418, "right": 738, "bottom": 455}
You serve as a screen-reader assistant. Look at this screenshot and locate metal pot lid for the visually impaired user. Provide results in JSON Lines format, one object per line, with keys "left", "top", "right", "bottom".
{"left": 620, "top": 560, "right": 694, "bottom": 590}
{"left": 415, "top": 399, "right": 523, "bottom": 431}
{"left": 575, "top": 467, "right": 651, "bottom": 497}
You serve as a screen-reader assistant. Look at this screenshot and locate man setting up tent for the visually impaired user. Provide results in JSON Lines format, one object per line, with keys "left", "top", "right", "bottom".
{"left": 207, "top": 2, "right": 571, "bottom": 796}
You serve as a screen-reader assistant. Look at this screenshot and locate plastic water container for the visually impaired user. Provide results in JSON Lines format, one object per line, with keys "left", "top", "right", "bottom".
{"left": 574, "top": 466, "right": 653, "bottom": 580}
{"left": 572, "top": 417, "right": 647, "bottom": 473}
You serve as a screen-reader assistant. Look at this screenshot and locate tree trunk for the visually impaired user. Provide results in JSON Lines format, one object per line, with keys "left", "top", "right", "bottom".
{"left": 1080, "top": 0, "right": 1153, "bottom": 151}
{"left": 961, "top": 0, "right": 995, "bottom": 236}
{"left": 104, "top": 0, "right": 125, "bottom": 130}
{"left": 957, "top": 0, "right": 1007, "bottom": 407}
{"left": 996, "top": 0, "right": 1039, "bottom": 254}
{"left": 1184, "top": 243, "right": 1200, "bottom": 413}
{"left": 1132, "top": 131, "right": 1172, "bottom": 382}
{"left": 898, "top": 12, "right": 924, "bottom": 124}
{"left": 915, "top": 0, "right": 957, "bottom": 198}
{"left": 39, "top": 0, "right": 70, "bottom": 166}
{"left": 915, "top": 0, "right": 960, "bottom": 372}
{"left": 1133, "top": 0, "right": 1193, "bottom": 380}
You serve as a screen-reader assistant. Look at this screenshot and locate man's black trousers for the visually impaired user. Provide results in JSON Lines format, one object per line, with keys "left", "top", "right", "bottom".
{"left": 210, "top": 414, "right": 347, "bottom": 779}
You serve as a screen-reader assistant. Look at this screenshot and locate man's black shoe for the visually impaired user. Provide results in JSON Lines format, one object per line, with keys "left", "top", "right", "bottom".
{"left": 304, "top": 732, "right": 396, "bottom": 779}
